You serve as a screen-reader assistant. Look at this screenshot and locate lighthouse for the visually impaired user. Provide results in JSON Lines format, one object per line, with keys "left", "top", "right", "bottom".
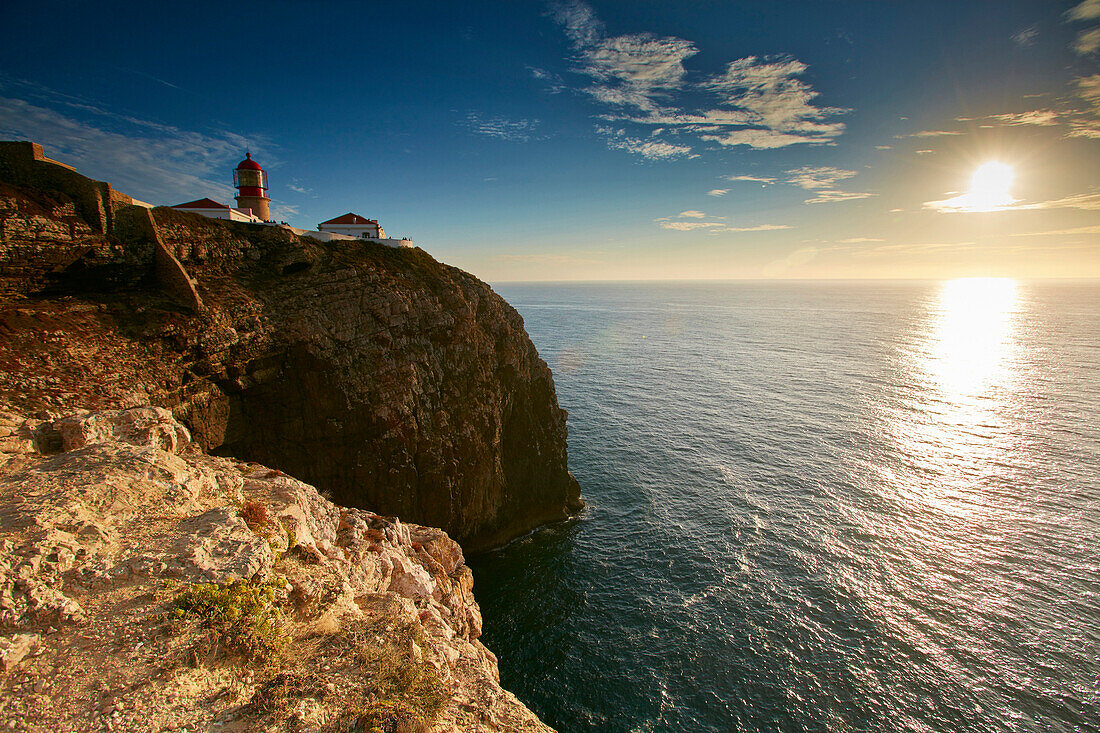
{"left": 233, "top": 152, "right": 270, "bottom": 221}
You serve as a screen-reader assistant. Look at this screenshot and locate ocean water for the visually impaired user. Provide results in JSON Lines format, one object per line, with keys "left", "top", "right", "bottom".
{"left": 469, "top": 280, "right": 1100, "bottom": 733}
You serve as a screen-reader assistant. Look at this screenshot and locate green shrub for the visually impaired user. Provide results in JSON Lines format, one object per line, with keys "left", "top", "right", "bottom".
{"left": 171, "top": 580, "right": 288, "bottom": 663}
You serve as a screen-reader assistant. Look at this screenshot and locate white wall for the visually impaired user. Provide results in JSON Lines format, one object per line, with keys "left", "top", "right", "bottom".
{"left": 172, "top": 207, "right": 262, "bottom": 223}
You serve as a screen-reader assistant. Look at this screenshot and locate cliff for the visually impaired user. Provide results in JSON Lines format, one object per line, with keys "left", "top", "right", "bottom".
{"left": 0, "top": 144, "right": 582, "bottom": 551}
{"left": 0, "top": 145, "right": 583, "bottom": 730}
{"left": 0, "top": 406, "right": 553, "bottom": 732}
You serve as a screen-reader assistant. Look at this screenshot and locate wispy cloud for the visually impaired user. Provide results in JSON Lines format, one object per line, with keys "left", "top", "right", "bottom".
{"left": 678, "top": 210, "right": 707, "bottom": 218}
{"left": 461, "top": 112, "right": 541, "bottom": 142}
{"left": 961, "top": 109, "right": 1061, "bottom": 126}
{"left": 655, "top": 220, "right": 726, "bottom": 231}
{"left": 725, "top": 224, "right": 792, "bottom": 232}
{"left": 596, "top": 125, "right": 695, "bottom": 159}
{"left": 1067, "top": 0, "right": 1100, "bottom": 54}
{"left": 1009, "top": 225, "right": 1100, "bottom": 236}
{"left": 550, "top": 1, "right": 846, "bottom": 153}
{"left": 706, "top": 188, "right": 729, "bottom": 197}
{"left": 804, "top": 190, "right": 877, "bottom": 204}
{"left": 527, "top": 66, "right": 567, "bottom": 94}
{"left": 699, "top": 56, "right": 847, "bottom": 145}
{"left": 726, "top": 174, "right": 776, "bottom": 184}
{"left": 1013, "top": 192, "right": 1100, "bottom": 210}
{"left": 0, "top": 92, "right": 257, "bottom": 204}
{"left": 782, "top": 166, "right": 874, "bottom": 204}
{"left": 1013, "top": 26, "right": 1039, "bottom": 47}
{"left": 655, "top": 216, "right": 790, "bottom": 233}
{"left": 895, "top": 130, "right": 963, "bottom": 138}
{"left": 784, "top": 166, "right": 857, "bottom": 190}
{"left": 924, "top": 190, "right": 1100, "bottom": 213}
{"left": 836, "top": 237, "right": 884, "bottom": 243}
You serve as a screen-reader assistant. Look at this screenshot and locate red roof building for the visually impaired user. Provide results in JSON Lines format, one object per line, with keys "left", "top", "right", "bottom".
{"left": 317, "top": 212, "right": 385, "bottom": 239}
{"left": 172, "top": 197, "right": 262, "bottom": 223}
{"left": 172, "top": 197, "right": 230, "bottom": 210}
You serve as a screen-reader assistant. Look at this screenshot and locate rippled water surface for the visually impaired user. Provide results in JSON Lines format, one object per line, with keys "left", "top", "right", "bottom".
{"left": 470, "top": 280, "right": 1100, "bottom": 733}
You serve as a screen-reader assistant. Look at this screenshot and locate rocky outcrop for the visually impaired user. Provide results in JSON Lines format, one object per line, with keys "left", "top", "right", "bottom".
{"left": 0, "top": 163, "right": 582, "bottom": 551}
{"left": 0, "top": 407, "right": 553, "bottom": 732}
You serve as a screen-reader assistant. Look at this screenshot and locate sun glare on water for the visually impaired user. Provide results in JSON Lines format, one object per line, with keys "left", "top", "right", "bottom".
{"left": 888, "top": 277, "right": 1023, "bottom": 518}
{"left": 927, "top": 277, "right": 1020, "bottom": 397}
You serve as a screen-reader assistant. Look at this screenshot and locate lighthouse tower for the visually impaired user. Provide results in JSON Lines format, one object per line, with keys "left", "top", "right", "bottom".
{"left": 233, "top": 152, "right": 270, "bottom": 221}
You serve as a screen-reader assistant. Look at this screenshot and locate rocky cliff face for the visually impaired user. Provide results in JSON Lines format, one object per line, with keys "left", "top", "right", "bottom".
{"left": 0, "top": 173, "right": 582, "bottom": 551}
{"left": 0, "top": 406, "right": 553, "bottom": 732}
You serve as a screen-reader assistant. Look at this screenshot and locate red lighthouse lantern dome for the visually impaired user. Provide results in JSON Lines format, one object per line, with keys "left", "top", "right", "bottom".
{"left": 236, "top": 152, "right": 263, "bottom": 171}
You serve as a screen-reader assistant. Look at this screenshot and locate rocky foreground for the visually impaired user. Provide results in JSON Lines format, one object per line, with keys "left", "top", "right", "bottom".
{"left": 0, "top": 406, "right": 553, "bottom": 732}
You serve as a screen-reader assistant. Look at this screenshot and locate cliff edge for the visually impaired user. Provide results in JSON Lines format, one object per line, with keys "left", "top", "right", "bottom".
{"left": 0, "top": 143, "right": 583, "bottom": 551}
{"left": 0, "top": 406, "right": 553, "bottom": 732}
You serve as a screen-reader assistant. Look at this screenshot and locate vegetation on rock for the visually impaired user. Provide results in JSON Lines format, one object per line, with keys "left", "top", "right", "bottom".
{"left": 170, "top": 581, "right": 288, "bottom": 664}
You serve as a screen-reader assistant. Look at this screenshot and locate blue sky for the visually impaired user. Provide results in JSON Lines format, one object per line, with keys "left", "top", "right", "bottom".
{"left": 2, "top": 0, "right": 1098, "bottom": 280}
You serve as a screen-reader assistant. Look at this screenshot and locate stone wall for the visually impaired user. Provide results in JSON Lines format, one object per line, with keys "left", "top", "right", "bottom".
{"left": 0, "top": 141, "right": 133, "bottom": 234}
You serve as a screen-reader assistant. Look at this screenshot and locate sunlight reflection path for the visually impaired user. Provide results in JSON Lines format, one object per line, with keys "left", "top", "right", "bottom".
{"left": 891, "top": 278, "right": 1023, "bottom": 520}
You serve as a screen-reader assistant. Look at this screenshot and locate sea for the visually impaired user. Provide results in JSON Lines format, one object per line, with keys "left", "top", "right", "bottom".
{"left": 469, "top": 280, "right": 1100, "bottom": 733}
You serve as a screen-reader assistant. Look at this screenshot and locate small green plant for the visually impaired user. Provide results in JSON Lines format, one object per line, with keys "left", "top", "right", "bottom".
{"left": 171, "top": 580, "right": 288, "bottom": 663}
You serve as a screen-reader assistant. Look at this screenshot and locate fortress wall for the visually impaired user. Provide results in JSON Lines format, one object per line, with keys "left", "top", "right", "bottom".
{"left": 0, "top": 141, "right": 133, "bottom": 234}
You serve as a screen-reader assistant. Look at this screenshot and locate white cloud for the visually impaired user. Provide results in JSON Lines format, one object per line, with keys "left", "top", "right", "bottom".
{"left": 0, "top": 94, "right": 252, "bottom": 204}
{"left": 837, "top": 237, "right": 884, "bottom": 243}
{"left": 784, "top": 166, "right": 858, "bottom": 190}
{"left": 1067, "top": 1, "right": 1100, "bottom": 54}
{"left": 1009, "top": 225, "right": 1100, "bottom": 236}
{"left": 551, "top": 2, "right": 846, "bottom": 153}
{"left": 1068, "top": 0, "right": 1100, "bottom": 21}
{"left": 552, "top": 1, "right": 696, "bottom": 113}
{"left": 678, "top": 210, "right": 707, "bottom": 218}
{"left": 725, "top": 224, "right": 792, "bottom": 232}
{"left": 596, "top": 126, "right": 694, "bottom": 159}
{"left": 701, "top": 56, "right": 847, "bottom": 142}
{"left": 1076, "top": 28, "right": 1100, "bottom": 54}
{"left": 706, "top": 189, "right": 729, "bottom": 197}
{"left": 727, "top": 174, "right": 776, "bottom": 184}
{"left": 655, "top": 217, "right": 790, "bottom": 233}
{"left": 874, "top": 145, "right": 893, "bottom": 150}
{"left": 974, "top": 110, "right": 1060, "bottom": 126}
{"left": 655, "top": 220, "right": 726, "bottom": 231}
{"left": 461, "top": 112, "right": 540, "bottom": 142}
{"left": 804, "top": 190, "right": 876, "bottom": 204}
{"left": 1014, "top": 192, "right": 1100, "bottom": 210}
{"left": 702, "top": 127, "right": 838, "bottom": 149}
{"left": 896, "top": 130, "right": 963, "bottom": 138}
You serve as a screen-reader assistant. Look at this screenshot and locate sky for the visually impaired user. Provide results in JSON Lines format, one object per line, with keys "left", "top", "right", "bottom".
{"left": 1, "top": 0, "right": 1099, "bottom": 281}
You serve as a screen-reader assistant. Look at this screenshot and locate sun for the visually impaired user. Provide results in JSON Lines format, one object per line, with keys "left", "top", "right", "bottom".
{"left": 967, "top": 161, "right": 1015, "bottom": 211}
{"left": 924, "top": 160, "right": 1019, "bottom": 213}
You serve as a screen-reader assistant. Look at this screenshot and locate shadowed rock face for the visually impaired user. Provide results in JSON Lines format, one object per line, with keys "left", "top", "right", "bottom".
{"left": 0, "top": 177, "right": 582, "bottom": 551}
{"left": 182, "top": 231, "right": 585, "bottom": 552}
